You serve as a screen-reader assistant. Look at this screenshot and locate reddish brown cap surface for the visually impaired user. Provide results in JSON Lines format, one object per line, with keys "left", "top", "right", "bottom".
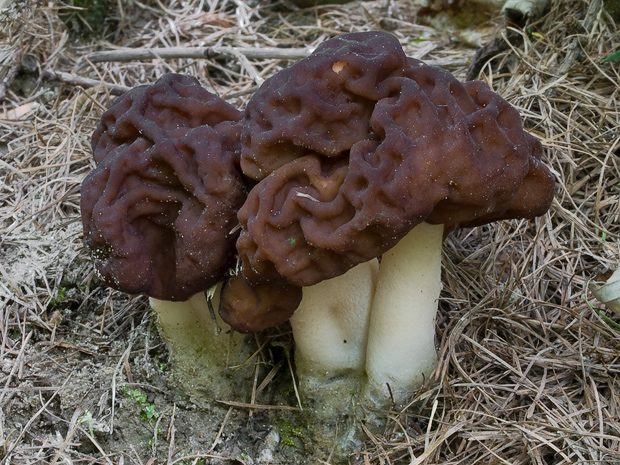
{"left": 92, "top": 73, "right": 242, "bottom": 164}
{"left": 81, "top": 74, "right": 245, "bottom": 301}
{"left": 235, "top": 32, "right": 555, "bottom": 287}
{"left": 240, "top": 31, "right": 407, "bottom": 180}
{"left": 219, "top": 275, "right": 302, "bottom": 333}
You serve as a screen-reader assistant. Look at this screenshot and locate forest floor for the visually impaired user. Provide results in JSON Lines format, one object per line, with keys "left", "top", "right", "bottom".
{"left": 1, "top": 0, "right": 620, "bottom": 463}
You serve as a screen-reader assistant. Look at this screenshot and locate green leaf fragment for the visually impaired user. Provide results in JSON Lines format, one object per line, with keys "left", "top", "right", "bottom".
{"left": 601, "top": 50, "right": 620, "bottom": 63}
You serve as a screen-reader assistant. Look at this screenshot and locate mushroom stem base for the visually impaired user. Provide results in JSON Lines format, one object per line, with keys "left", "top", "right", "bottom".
{"left": 150, "top": 290, "right": 254, "bottom": 403}
{"left": 290, "top": 259, "right": 378, "bottom": 382}
{"left": 289, "top": 261, "right": 379, "bottom": 460}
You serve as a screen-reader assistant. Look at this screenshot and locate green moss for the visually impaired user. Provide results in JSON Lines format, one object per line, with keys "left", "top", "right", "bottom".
{"left": 48, "top": 286, "right": 67, "bottom": 307}
{"left": 276, "top": 418, "right": 308, "bottom": 447}
{"left": 121, "top": 385, "right": 159, "bottom": 423}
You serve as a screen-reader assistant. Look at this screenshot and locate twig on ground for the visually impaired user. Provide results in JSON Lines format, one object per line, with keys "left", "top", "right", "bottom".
{"left": 50, "top": 406, "right": 90, "bottom": 465}
{"left": 216, "top": 400, "right": 301, "bottom": 411}
{"left": 218, "top": 46, "right": 265, "bottom": 86}
{"left": 208, "top": 406, "right": 233, "bottom": 455}
{"left": 410, "top": 422, "right": 466, "bottom": 465}
{"left": 168, "top": 453, "right": 234, "bottom": 465}
{"left": 42, "top": 70, "right": 130, "bottom": 95}
{"left": 110, "top": 343, "right": 133, "bottom": 435}
{"left": 166, "top": 404, "right": 176, "bottom": 463}
{"left": 73, "top": 45, "right": 469, "bottom": 79}
{"left": 73, "top": 46, "right": 312, "bottom": 73}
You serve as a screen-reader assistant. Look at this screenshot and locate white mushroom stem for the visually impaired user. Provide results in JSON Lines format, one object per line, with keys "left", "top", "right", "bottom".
{"left": 149, "top": 287, "right": 253, "bottom": 400}
{"left": 290, "top": 259, "right": 379, "bottom": 390}
{"left": 364, "top": 221, "right": 444, "bottom": 408}
{"left": 289, "top": 260, "right": 379, "bottom": 454}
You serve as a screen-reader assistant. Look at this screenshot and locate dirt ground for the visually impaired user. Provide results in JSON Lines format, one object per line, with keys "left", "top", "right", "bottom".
{"left": 1, "top": 0, "right": 620, "bottom": 464}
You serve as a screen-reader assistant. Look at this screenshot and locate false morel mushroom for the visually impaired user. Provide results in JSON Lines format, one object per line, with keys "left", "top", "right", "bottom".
{"left": 226, "top": 31, "right": 555, "bottom": 410}
{"left": 81, "top": 73, "right": 253, "bottom": 400}
{"left": 83, "top": 73, "right": 245, "bottom": 300}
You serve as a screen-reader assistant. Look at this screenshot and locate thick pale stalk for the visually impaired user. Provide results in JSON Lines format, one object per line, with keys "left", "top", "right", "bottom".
{"left": 290, "top": 259, "right": 379, "bottom": 385}
{"left": 150, "top": 289, "right": 253, "bottom": 401}
{"left": 290, "top": 260, "right": 379, "bottom": 456}
{"left": 364, "top": 222, "right": 443, "bottom": 407}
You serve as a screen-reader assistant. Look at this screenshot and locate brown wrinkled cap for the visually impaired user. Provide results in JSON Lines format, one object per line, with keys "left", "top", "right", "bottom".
{"left": 240, "top": 31, "right": 407, "bottom": 180}
{"left": 81, "top": 74, "right": 245, "bottom": 301}
{"left": 219, "top": 274, "right": 302, "bottom": 333}
{"left": 235, "top": 31, "right": 555, "bottom": 287}
{"left": 92, "top": 73, "right": 242, "bottom": 164}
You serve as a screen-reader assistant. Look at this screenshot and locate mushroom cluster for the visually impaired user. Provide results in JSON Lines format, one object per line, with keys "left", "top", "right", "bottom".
{"left": 81, "top": 32, "right": 555, "bottom": 422}
{"left": 219, "top": 31, "right": 555, "bottom": 408}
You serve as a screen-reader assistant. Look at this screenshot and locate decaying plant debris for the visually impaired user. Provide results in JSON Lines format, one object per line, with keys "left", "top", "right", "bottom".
{"left": 1, "top": 0, "right": 619, "bottom": 463}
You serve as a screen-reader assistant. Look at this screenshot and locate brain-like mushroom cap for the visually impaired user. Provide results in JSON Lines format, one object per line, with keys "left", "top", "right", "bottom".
{"left": 219, "top": 275, "right": 303, "bottom": 333}
{"left": 81, "top": 74, "right": 245, "bottom": 301}
{"left": 92, "top": 73, "right": 242, "bottom": 164}
{"left": 240, "top": 31, "right": 407, "bottom": 180}
{"left": 235, "top": 32, "right": 555, "bottom": 287}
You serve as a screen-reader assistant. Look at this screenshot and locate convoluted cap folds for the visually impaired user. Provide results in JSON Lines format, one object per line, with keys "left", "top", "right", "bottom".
{"left": 219, "top": 275, "right": 303, "bottom": 333}
{"left": 240, "top": 31, "right": 408, "bottom": 180}
{"left": 92, "top": 73, "right": 242, "bottom": 163}
{"left": 81, "top": 74, "right": 245, "bottom": 301}
{"left": 236, "top": 31, "right": 555, "bottom": 287}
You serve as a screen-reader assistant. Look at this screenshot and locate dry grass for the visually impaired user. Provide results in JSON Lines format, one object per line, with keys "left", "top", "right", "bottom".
{"left": 1, "top": 0, "right": 619, "bottom": 463}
